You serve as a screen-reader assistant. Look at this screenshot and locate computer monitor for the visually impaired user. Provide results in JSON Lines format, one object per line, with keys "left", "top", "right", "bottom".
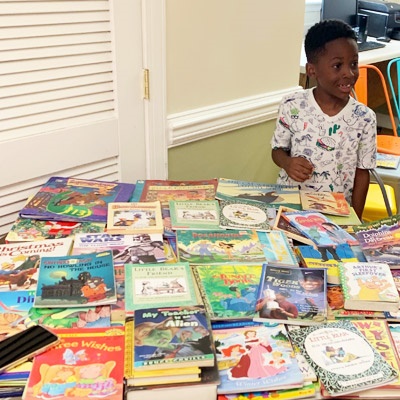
{"left": 321, "top": 0, "right": 358, "bottom": 27}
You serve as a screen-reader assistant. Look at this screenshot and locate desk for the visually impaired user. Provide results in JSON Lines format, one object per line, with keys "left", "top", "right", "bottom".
{"left": 372, "top": 164, "right": 400, "bottom": 210}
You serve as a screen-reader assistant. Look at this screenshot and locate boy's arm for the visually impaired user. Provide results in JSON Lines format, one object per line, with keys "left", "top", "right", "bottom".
{"left": 351, "top": 168, "right": 370, "bottom": 219}
{"left": 271, "top": 148, "right": 313, "bottom": 182}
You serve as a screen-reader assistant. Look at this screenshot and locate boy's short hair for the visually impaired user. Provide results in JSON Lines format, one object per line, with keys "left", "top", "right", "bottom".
{"left": 305, "top": 19, "right": 358, "bottom": 63}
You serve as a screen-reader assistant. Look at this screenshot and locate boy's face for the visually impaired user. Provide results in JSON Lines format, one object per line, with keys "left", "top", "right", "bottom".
{"left": 306, "top": 37, "right": 359, "bottom": 104}
{"left": 300, "top": 277, "right": 323, "bottom": 292}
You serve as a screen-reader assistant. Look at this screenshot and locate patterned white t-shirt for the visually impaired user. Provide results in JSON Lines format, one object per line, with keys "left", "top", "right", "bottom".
{"left": 271, "top": 88, "right": 377, "bottom": 204}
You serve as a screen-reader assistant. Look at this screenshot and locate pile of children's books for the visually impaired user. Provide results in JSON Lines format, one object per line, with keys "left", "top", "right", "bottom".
{"left": 2, "top": 175, "right": 400, "bottom": 400}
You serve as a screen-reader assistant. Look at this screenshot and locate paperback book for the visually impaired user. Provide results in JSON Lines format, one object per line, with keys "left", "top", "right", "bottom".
{"left": 34, "top": 251, "right": 117, "bottom": 308}
{"left": 376, "top": 152, "right": 400, "bottom": 169}
{"left": 212, "top": 320, "right": 304, "bottom": 394}
{"left": 124, "top": 262, "right": 198, "bottom": 312}
{"left": 176, "top": 229, "right": 266, "bottom": 265}
{"left": 287, "top": 320, "right": 398, "bottom": 397}
{"left": 338, "top": 261, "right": 400, "bottom": 312}
{"left": 19, "top": 176, "right": 135, "bottom": 222}
{"left": 133, "top": 305, "right": 215, "bottom": 371}
{"left": 215, "top": 178, "right": 301, "bottom": 209}
{"left": 299, "top": 190, "right": 350, "bottom": 216}
{"left": 192, "top": 264, "right": 263, "bottom": 320}
{"left": 254, "top": 265, "right": 327, "bottom": 325}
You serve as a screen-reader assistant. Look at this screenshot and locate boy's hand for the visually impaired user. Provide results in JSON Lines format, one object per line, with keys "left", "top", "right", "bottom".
{"left": 284, "top": 157, "right": 313, "bottom": 182}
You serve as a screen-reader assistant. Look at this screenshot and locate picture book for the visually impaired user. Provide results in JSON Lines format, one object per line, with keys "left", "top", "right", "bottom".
{"left": 72, "top": 232, "right": 166, "bottom": 265}
{"left": 19, "top": 176, "right": 135, "bottom": 222}
{"left": 299, "top": 190, "right": 350, "bottom": 216}
{"left": 256, "top": 231, "right": 298, "bottom": 267}
{"left": 338, "top": 261, "right": 400, "bottom": 312}
{"left": 377, "top": 152, "right": 400, "bottom": 169}
{"left": 5, "top": 217, "right": 105, "bottom": 243}
{"left": 34, "top": 251, "right": 117, "bottom": 308}
{"left": 168, "top": 200, "right": 221, "bottom": 230}
{"left": 283, "top": 210, "right": 358, "bottom": 247}
{"left": 287, "top": 320, "right": 398, "bottom": 397}
{"left": 328, "top": 207, "right": 361, "bottom": 230}
{"left": 176, "top": 229, "right": 266, "bottom": 265}
{"left": 23, "top": 326, "right": 125, "bottom": 400}
{"left": 353, "top": 214, "right": 400, "bottom": 268}
{"left": 124, "top": 262, "right": 198, "bottom": 312}
{"left": 212, "top": 320, "right": 304, "bottom": 394}
{"left": 0, "top": 238, "right": 73, "bottom": 292}
{"left": 133, "top": 305, "right": 215, "bottom": 371}
{"left": 384, "top": 269, "right": 400, "bottom": 321}
{"left": 215, "top": 178, "right": 301, "bottom": 209}
{"left": 254, "top": 265, "right": 327, "bottom": 325}
{"left": 191, "top": 264, "right": 263, "bottom": 320}
{"left": 388, "top": 323, "right": 400, "bottom": 359}
{"left": 218, "top": 199, "right": 276, "bottom": 232}
{"left": 106, "top": 201, "right": 163, "bottom": 235}
{"left": 295, "top": 243, "right": 358, "bottom": 284}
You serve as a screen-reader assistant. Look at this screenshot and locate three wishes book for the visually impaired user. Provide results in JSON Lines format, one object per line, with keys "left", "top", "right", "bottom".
{"left": 106, "top": 201, "right": 163, "bottom": 235}
{"left": 23, "top": 326, "right": 125, "bottom": 400}
{"left": 133, "top": 305, "right": 215, "bottom": 371}
{"left": 299, "top": 190, "right": 350, "bottom": 216}
{"left": 19, "top": 176, "right": 135, "bottom": 223}
{"left": 176, "top": 229, "right": 266, "bottom": 265}
{"left": 338, "top": 261, "right": 400, "bottom": 312}
{"left": 191, "top": 264, "right": 263, "bottom": 320}
{"left": 34, "top": 251, "right": 117, "bottom": 308}
{"left": 124, "top": 262, "right": 198, "bottom": 312}
{"left": 254, "top": 265, "right": 327, "bottom": 325}
{"left": 212, "top": 321, "right": 304, "bottom": 394}
{"left": 287, "top": 320, "right": 398, "bottom": 397}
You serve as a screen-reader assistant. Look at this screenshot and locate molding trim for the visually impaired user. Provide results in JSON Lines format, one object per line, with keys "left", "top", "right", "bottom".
{"left": 167, "top": 86, "right": 302, "bottom": 147}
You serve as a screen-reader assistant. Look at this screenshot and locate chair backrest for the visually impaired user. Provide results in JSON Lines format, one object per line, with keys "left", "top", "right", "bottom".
{"left": 386, "top": 58, "right": 400, "bottom": 134}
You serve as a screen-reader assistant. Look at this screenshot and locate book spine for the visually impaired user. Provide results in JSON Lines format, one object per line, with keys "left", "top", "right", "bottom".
{"left": 338, "top": 263, "right": 350, "bottom": 301}
{"left": 190, "top": 266, "right": 214, "bottom": 318}
{"left": 124, "top": 318, "right": 134, "bottom": 379}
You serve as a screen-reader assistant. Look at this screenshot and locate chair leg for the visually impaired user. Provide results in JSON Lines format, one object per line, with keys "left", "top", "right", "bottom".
{"left": 369, "top": 169, "right": 393, "bottom": 217}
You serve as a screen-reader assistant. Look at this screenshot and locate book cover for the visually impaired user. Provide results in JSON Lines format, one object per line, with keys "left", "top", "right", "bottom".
{"left": 328, "top": 207, "right": 362, "bottom": 230}
{"left": 218, "top": 199, "right": 276, "bottom": 232}
{"left": 388, "top": 324, "right": 400, "bottom": 359}
{"left": 299, "top": 190, "right": 350, "bottom": 216}
{"left": 212, "top": 321, "right": 304, "bottom": 394}
{"left": 72, "top": 232, "right": 166, "bottom": 265}
{"left": 124, "top": 262, "right": 198, "bottom": 312}
{"left": 34, "top": 251, "right": 117, "bottom": 308}
{"left": 295, "top": 243, "right": 358, "bottom": 284}
{"left": 133, "top": 305, "right": 215, "bottom": 371}
{"left": 168, "top": 200, "right": 221, "bottom": 230}
{"left": 106, "top": 201, "right": 163, "bottom": 235}
{"left": 254, "top": 265, "right": 327, "bottom": 325}
{"left": 287, "top": 320, "right": 398, "bottom": 397}
{"left": 384, "top": 269, "right": 400, "bottom": 321}
{"left": 19, "top": 176, "right": 135, "bottom": 222}
{"left": 283, "top": 210, "right": 358, "bottom": 247}
{"left": 376, "top": 153, "right": 400, "bottom": 169}
{"left": 338, "top": 262, "right": 400, "bottom": 312}
{"left": 5, "top": 218, "right": 105, "bottom": 243}
{"left": 176, "top": 229, "right": 266, "bottom": 265}
{"left": 215, "top": 178, "right": 301, "bottom": 209}
{"left": 192, "top": 264, "right": 263, "bottom": 320}
{"left": 0, "top": 238, "right": 73, "bottom": 292}
{"left": 23, "top": 326, "right": 125, "bottom": 400}
{"left": 353, "top": 215, "right": 400, "bottom": 268}
{"left": 257, "top": 230, "right": 298, "bottom": 267}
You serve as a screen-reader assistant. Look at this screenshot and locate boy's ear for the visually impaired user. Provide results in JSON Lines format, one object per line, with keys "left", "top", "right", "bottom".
{"left": 306, "top": 62, "right": 316, "bottom": 78}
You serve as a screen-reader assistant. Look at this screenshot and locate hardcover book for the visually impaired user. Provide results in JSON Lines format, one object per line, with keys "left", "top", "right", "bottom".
{"left": 218, "top": 199, "right": 276, "bottom": 232}
{"left": 0, "top": 238, "right": 73, "bottom": 292}
{"left": 287, "top": 320, "right": 398, "bottom": 397}
{"left": 124, "top": 262, "right": 198, "bottom": 312}
{"left": 106, "top": 201, "right": 163, "bottom": 235}
{"left": 176, "top": 229, "right": 266, "bottom": 265}
{"left": 212, "top": 321, "right": 304, "bottom": 394}
{"left": 133, "top": 305, "right": 215, "bottom": 371}
{"left": 215, "top": 177, "right": 301, "bottom": 209}
{"left": 191, "top": 264, "right": 263, "bottom": 320}
{"left": 19, "top": 176, "right": 135, "bottom": 222}
{"left": 23, "top": 326, "right": 125, "bottom": 400}
{"left": 254, "top": 265, "right": 327, "bottom": 325}
{"left": 34, "top": 251, "right": 117, "bottom": 308}
{"left": 299, "top": 190, "right": 350, "bottom": 216}
{"left": 338, "top": 261, "right": 400, "bottom": 312}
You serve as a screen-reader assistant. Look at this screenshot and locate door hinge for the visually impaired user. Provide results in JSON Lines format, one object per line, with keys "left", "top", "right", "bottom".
{"left": 143, "top": 69, "right": 150, "bottom": 100}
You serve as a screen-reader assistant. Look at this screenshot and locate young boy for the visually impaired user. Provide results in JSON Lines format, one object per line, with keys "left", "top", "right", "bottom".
{"left": 271, "top": 19, "right": 376, "bottom": 219}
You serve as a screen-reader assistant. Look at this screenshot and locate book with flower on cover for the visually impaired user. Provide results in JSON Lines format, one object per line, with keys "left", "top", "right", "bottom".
{"left": 300, "top": 190, "right": 350, "bottom": 216}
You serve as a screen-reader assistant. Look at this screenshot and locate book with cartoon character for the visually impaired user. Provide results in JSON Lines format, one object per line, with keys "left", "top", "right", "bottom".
{"left": 23, "top": 326, "right": 125, "bottom": 400}
{"left": 33, "top": 251, "right": 117, "bottom": 308}
{"left": 299, "top": 190, "right": 350, "bottom": 216}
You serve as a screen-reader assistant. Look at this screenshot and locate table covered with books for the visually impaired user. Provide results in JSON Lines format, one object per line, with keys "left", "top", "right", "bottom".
{"left": 2, "top": 175, "right": 400, "bottom": 400}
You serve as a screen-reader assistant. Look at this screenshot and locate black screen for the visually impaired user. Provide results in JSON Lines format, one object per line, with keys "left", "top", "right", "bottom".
{"left": 321, "top": 0, "right": 358, "bottom": 27}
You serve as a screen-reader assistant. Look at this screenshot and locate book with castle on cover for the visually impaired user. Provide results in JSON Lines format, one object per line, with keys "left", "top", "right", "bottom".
{"left": 19, "top": 176, "right": 135, "bottom": 223}
{"left": 23, "top": 326, "right": 125, "bottom": 400}
{"left": 299, "top": 190, "right": 350, "bottom": 216}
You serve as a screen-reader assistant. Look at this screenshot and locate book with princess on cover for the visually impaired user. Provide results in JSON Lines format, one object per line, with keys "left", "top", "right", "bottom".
{"left": 19, "top": 176, "right": 135, "bottom": 223}
{"left": 23, "top": 326, "right": 125, "bottom": 400}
